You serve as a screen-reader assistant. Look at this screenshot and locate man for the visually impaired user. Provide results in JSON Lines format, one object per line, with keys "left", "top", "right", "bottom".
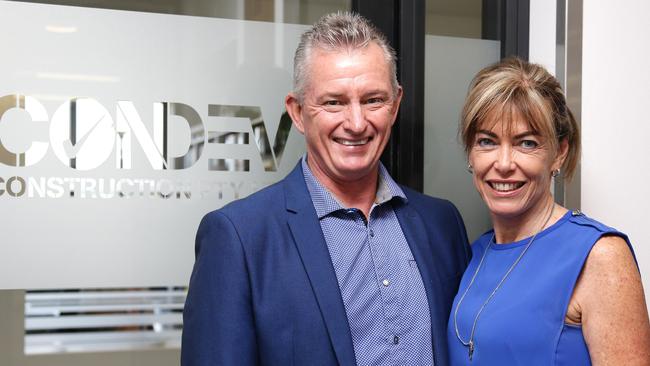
{"left": 182, "top": 12, "right": 470, "bottom": 366}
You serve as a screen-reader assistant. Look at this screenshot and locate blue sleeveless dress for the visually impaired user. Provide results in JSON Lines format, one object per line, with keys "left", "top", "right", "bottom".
{"left": 447, "top": 210, "right": 632, "bottom": 365}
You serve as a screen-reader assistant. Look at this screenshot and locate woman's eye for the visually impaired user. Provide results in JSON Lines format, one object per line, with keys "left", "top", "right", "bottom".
{"left": 477, "top": 138, "right": 495, "bottom": 147}
{"left": 520, "top": 140, "right": 538, "bottom": 149}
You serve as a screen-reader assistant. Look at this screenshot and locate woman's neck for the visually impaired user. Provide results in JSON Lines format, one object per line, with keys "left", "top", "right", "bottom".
{"left": 491, "top": 197, "right": 566, "bottom": 243}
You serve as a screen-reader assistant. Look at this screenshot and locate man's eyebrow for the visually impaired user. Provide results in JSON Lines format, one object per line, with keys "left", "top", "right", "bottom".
{"left": 318, "top": 92, "right": 345, "bottom": 100}
{"left": 363, "top": 89, "right": 390, "bottom": 96}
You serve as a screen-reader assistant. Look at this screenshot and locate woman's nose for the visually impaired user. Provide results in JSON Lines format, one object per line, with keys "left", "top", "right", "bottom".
{"left": 494, "top": 145, "right": 516, "bottom": 173}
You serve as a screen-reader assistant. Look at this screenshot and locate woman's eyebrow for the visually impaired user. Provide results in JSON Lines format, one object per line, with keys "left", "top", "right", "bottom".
{"left": 512, "top": 131, "right": 538, "bottom": 139}
{"left": 477, "top": 129, "right": 497, "bottom": 137}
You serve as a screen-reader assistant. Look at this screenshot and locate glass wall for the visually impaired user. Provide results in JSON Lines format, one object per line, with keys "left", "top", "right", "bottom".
{"left": 14, "top": 0, "right": 350, "bottom": 25}
{"left": 1, "top": 1, "right": 512, "bottom": 364}
{"left": 0, "top": 0, "right": 348, "bottom": 364}
{"left": 426, "top": 0, "right": 482, "bottom": 38}
{"left": 423, "top": 0, "right": 497, "bottom": 240}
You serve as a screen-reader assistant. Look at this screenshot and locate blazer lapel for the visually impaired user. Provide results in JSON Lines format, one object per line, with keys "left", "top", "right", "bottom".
{"left": 283, "top": 164, "right": 356, "bottom": 365}
{"left": 394, "top": 202, "right": 447, "bottom": 361}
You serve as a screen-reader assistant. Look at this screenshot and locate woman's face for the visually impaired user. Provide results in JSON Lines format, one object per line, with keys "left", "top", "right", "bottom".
{"left": 468, "top": 112, "right": 566, "bottom": 221}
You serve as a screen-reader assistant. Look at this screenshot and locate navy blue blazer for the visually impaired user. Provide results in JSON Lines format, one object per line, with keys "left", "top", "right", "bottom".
{"left": 181, "top": 162, "right": 471, "bottom": 366}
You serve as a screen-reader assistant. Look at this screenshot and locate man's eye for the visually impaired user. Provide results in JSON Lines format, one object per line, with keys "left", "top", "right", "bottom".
{"left": 520, "top": 140, "right": 538, "bottom": 149}
{"left": 477, "top": 138, "right": 495, "bottom": 147}
{"left": 324, "top": 100, "right": 341, "bottom": 106}
{"left": 366, "top": 97, "right": 384, "bottom": 104}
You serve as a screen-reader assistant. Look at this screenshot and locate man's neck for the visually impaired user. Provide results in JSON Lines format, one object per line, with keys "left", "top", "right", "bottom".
{"left": 307, "top": 161, "right": 379, "bottom": 219}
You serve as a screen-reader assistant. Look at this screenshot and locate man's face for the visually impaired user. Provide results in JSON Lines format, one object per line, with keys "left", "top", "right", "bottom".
{"left": 286, "top": 42, "right": 402, "bottom": 186}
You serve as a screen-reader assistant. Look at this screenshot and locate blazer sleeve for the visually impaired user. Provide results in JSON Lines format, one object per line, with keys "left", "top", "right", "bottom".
{"left": 181, "top": 211, "right": 258, "bottom": 365}
{"left": 447, "top": 199, "right": 472, "bottom": 266}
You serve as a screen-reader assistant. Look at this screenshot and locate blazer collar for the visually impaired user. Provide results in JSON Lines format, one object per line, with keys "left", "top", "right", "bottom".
{"left": 299, "top": 156, "right": 407, "bottom": 219}
{"left": 283, "top": 162, "right": 357, "bottom": 365}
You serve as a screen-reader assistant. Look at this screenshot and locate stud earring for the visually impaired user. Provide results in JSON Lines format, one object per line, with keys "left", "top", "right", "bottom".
{"left": 552, "top": 169, "right": 561, "bottom": 177}
{"left": 467, "top": 164, "right": 474, "bottom": 174}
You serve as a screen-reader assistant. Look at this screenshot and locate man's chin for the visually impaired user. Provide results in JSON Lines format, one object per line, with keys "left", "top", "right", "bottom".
{"left": 332, "top": 164, "right": 378, "bottom": 182}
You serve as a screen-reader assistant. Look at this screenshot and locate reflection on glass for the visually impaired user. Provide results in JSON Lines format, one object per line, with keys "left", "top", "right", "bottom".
{"left": 117, "top": 131, "right": 125, "bottom": 169}
{"left": 274, "top": 111, "right": 293, "bottom": 165}
{"left": 24, "top": 287, "right": 186, "bottom": 354}
{"left": 206, "top": 104, "right": 285, "bottom": 172}
{"left": 209, "top": 131, "right": 250, "bottom": 145}
{"left": 165, "top": 102, "right": 205, "bottom": 170}
{"left": 49, "top": 97, "right": 115, "bottom": 170}
{"left": 422, "top": 36, "right": 499, "bottom": 240}
{"left": 205, "top": 130, "right": 251, "bottom": 172}
{"left": 208, "top": 158, "right": 251, "bottom": 172}
{"left": 0, "top": 94, "right": 49, "bottom": 167}
{"left": 426, "top": 0, "right": 482, "bottom": 38}
{"left": 16, "top": 0, "right": 350, "bottom": 25}
{"left": 45, "top": 25, "right": 77, "bottom": 33}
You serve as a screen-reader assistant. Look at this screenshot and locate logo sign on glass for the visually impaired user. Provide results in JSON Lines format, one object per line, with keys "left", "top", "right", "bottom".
{"left": 0, "top": 95, "right": 294, "bottom": 199}
{"left": 0, "top": 2, "right": 306, "bottom": 289}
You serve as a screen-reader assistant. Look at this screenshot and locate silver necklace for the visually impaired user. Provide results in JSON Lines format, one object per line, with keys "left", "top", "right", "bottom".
{"left": 453, "top": 205, "right": 555, "bottom": 361}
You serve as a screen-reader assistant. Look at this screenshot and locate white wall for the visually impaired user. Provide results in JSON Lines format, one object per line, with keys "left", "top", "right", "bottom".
{"left": 529, "top": 0, "right": 650, "bottom": 307}
{"left": 529, "top": 0, "right": 556, "bottom": 74}
{"left": 582, "top": 0, "right": 650, "bottom": 299}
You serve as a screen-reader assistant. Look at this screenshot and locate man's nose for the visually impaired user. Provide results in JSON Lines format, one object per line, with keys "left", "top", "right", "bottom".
{"left": 343, "top": 103, "right": 367, "bottom": 133}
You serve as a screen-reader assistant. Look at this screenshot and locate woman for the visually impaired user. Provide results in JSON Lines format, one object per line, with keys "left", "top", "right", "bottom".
{"left": 447, "top": 57, "right": 650, "bottom": 365}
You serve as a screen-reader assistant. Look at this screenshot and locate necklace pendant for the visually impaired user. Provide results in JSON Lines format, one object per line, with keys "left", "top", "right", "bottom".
{"left": 469, "top": 340, "right": 474, "bottom": 361}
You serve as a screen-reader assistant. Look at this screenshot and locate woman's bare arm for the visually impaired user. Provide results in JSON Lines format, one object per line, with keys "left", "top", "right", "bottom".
{"left": 573, "top": 235, "right": 650, "bottom": 365}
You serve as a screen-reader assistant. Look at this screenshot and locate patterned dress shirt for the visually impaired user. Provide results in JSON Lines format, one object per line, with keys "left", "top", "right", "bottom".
{"left": 302, "top": 157, "right": 434, "bottom": 366}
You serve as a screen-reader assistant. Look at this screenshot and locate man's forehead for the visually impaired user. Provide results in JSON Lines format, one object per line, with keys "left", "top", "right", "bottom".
{"left": 303, "top": 46, "right": 392, "bottom": 87}
{"left": 309, "top": 40, "right": 375, "bottom": 55}
{"left": 306, "top": 42, "right": 386, "bottom": 65}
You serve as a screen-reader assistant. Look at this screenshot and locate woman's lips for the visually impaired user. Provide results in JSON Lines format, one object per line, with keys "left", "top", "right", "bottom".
{"left": 489, "top": 181, "right": 525, "bottom": 192}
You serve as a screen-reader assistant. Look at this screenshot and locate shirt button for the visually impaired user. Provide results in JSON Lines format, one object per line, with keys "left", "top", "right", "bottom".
{"left": 382, "top": 279, "right": 390, "bottom": 287}
{"left": 369, "top": 229, "right": 375, "bottom": 237}
{"left": 393, "top": 335, "right": 399, "bottom": 344}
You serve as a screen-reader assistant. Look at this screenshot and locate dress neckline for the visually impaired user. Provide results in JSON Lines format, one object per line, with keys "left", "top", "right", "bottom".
{"left": 488, "top": 210, "right": 573, "bottom": 250}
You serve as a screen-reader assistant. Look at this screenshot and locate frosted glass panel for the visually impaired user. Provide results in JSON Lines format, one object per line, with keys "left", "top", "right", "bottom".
{"left": 426, "top": 0, "right": 483, "bottom": 38}
{"left": 0, "top": 2, "right": 307, "bottom": 289}
{"left": 15, "top": 0, "right": 350, "bottom": 26}
{"left": 423, "top": 35, "right": 499, "bottom": 241}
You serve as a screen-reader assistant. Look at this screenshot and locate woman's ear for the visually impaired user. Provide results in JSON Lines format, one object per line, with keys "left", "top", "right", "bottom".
{"left": 553, "top": 138, "right": 569, "bottom": 171}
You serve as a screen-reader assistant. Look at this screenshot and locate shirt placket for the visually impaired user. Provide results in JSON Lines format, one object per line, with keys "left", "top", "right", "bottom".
{"left": 368, "top": 203, "right": 403, "bottom": 361}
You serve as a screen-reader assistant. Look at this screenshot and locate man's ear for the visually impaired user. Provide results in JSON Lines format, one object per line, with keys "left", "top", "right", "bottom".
{"left": 285, "top": 93, "right": 305, "bottom": 135}
{"left": 389, "top": 86, "right": 403, "bottom": 126}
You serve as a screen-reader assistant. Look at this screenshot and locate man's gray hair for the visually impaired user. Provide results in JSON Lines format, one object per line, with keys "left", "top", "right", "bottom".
{"left": 292, "top": 11, "right": 399, "bottom": 102}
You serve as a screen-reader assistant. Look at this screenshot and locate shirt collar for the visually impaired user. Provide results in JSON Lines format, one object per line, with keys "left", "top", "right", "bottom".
{"left": 301, "top": 155, "right": 407, "bottom": 219}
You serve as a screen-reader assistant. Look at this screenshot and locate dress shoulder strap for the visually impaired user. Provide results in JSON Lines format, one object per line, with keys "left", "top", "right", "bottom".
{"left": 566, "top": 210, "right": 636, "bottom": 263}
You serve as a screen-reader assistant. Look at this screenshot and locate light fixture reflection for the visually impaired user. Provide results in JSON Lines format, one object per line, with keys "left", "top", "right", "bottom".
{"left": 30, "top": 94, "right": 73, "bottom": 102}
{"left": 45, "top": 25, "right": 77, "bottom": 33}
{"left": 36, "top": 72, "right": 119, "bottom": 83}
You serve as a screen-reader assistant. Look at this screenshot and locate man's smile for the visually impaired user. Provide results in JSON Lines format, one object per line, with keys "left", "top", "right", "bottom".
{"left": 333, "top": 137, "right": 372, "bottom": 146}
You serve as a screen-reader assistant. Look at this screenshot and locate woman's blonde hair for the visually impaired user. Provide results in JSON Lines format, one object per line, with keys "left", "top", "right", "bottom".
{"left": 460, "top": 57, "right": 580, "bottom": 180}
